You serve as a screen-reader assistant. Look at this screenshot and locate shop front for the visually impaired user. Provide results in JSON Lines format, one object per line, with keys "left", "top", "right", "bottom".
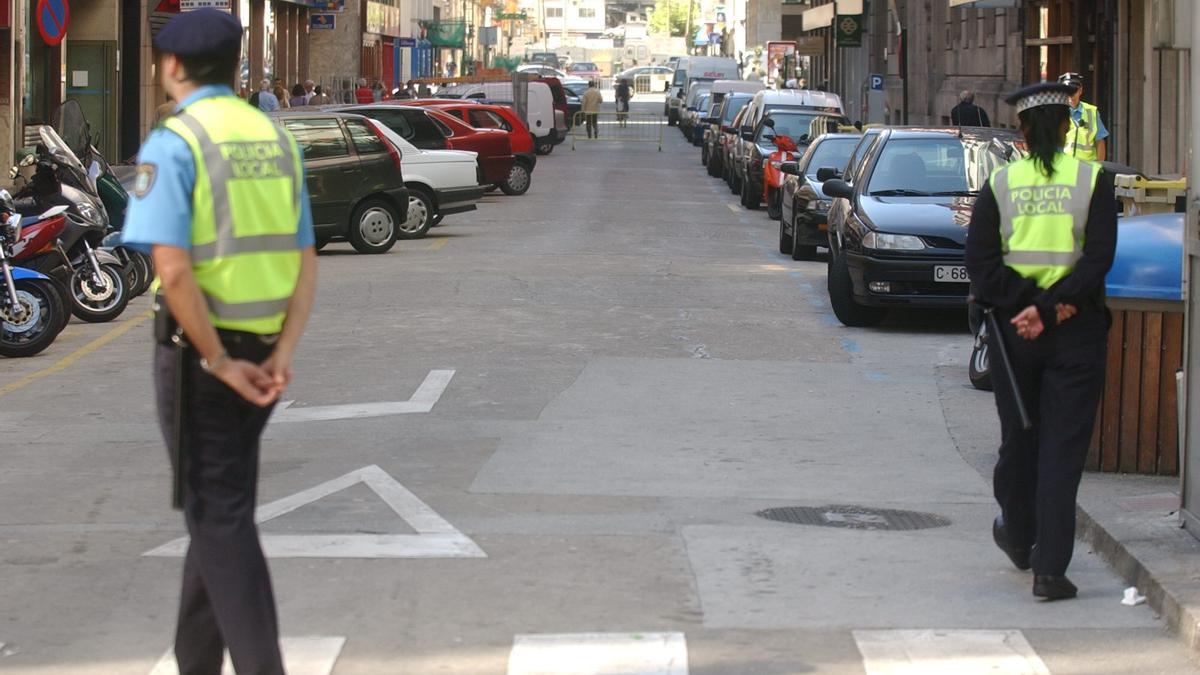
{"left": 237, "top": 0, "right": 311, "bottom": 93}
{"left": 364, "top": 0, "right": 401, "bottom": 90}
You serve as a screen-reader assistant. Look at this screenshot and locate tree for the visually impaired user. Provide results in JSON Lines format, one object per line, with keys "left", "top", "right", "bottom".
{"left": 647, "top": 0, "right": 690, "bottom": 37}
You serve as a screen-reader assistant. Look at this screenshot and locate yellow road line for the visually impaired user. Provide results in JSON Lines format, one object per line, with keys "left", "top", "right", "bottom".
{"left": 0, "top": 312, "right": 149, "bottom": 399}
{"left": 427, "top": 238, "right": 449, "bottom": 251}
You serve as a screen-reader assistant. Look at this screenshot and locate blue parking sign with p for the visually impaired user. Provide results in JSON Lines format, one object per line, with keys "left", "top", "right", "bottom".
{"left": 869, "top": 74, "right": 884, "bottom": 91}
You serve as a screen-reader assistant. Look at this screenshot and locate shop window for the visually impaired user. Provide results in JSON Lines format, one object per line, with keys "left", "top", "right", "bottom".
{"left": 345, "top": 119, "right": 387, "bottom": 155}
{"left": 283, "top": 117, "right": 350, "bottom": 159}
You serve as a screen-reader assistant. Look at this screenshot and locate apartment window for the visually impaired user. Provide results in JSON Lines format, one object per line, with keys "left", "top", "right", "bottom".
{"left": 578, "top": 7, "right": 595, "bottom": 17}
{"left": 545, "top": 7, "right": 562, "bottom": 18}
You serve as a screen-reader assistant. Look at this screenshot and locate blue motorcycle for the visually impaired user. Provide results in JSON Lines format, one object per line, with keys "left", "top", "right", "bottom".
{"left": 0, "top": 211, "right": 66, "bottom": 357}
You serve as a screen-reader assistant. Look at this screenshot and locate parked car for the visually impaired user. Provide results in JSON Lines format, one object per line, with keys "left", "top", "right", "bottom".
{"left": 367, "top": 123, "right": 483, "bottom": 237}
{"left": 436, "top": 81, "right": 566, "bottom": 154}
{"left": 270, "top": 111, "right": 409, "bottom": 254}
{"left": 777, "top": 133, "right": 861, "bottom": 260}
{"left": 736, "top": 107, "right": 844, "bottom": 210}
{"left": 665, "top": 56, "right": 739, "bottom": 126}
{"left": 821, "top": 126, "right": 1024, "bottom": 326}
{"left": 724, "top": 106, "right": 751, "bottom": 194}
{"left": 704, "top": 92, "right": 753, "bottom": 176}
{"left": 567, "top": 61, "right": 604, "bottom": 79}
{"left": 615, "top": 65, "right": 674, "bottom": 81}
{"left": 425, "top": 101, "right": 537, "bottom": 195}
{"left": 686, "top": 93, "right": 711, "bottom": 146}
{"left": 678, "top": 81, "right": 712, "bottom": 140}
{"left": 335, "top": 104, "right": 516, "bottom": 190}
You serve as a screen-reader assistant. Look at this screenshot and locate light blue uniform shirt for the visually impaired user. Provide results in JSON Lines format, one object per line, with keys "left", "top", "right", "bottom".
{"left": 1071, "top": 102, "right": 1109, "bottom": 141}
{"left": 123, "top": 85, "right": 315, "bottom": 253}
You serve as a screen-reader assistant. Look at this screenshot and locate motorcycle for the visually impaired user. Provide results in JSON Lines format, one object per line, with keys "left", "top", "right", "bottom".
{"left": 52, "top": 100, "right": 154, "bottom": 297}
{"left": 762, "top": 134, "right": 799, "bottom": 222}
{"left": 0, "top": 210, "right": 67, "bottom": 357}
{"left": 10, "top": 139, "right": 130, "bottom": 323}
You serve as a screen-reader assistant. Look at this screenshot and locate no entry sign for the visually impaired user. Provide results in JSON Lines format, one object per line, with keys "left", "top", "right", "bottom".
{"left": 36, "top": 0, "right": 69, "bottom": 46}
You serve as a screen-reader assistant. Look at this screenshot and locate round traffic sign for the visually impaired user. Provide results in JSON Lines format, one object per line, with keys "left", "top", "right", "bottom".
{"left": 36, "top": 0, "right": 70, "bottom": 46}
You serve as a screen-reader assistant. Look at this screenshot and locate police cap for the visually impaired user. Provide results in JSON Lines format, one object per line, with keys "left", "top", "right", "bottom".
{"left": 1057, "top": 72, "right": 1084, "bottom": 90}
{"left": 153, "top": 8, "right": 243, "bottom": 59}
{"left": 1003, "top": 82, "right": 1075, "bottom": 114}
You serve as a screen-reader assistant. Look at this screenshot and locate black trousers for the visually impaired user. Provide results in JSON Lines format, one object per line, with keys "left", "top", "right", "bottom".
{"left": 155, "top": 334, "right": 284, "bottom": 675}
{"left": 585, "top": 113, "right": 599, "bottom": 137}
{"left": 988, "top": 310, "right": 1108, "bottom": 576}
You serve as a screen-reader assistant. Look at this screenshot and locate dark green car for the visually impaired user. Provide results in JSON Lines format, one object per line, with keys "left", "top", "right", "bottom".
{"left": 271, "top": 111, "right": 408, "bottom": 254}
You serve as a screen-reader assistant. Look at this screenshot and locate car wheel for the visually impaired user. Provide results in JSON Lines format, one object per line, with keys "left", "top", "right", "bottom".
{"left": 778, "top": 218, "right": 793, "bottom": 255}
{"left": 501, "top": 162, "right": 532, "bottom": 195}
{"left": 740, "top": 177, "right": 759, "bottom": 209}
{"left": 536, "top": 142, "right": 554, "bottom": 155}
{"left": 827, "top": 247, "right": 887, "bottom": 327}
{"left": 399, "top": 189, "right": 434, "bottom": 240}
{"left": 347, "top": 198, "right": 399, "bottom": 253}
{"left": 707, "top": 154, "right": 722, "bottom": 178}
{"left": 766, "top": 188, "right": 782, "bottom": 220}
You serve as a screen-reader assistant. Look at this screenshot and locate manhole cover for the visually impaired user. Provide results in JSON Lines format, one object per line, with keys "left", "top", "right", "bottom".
{"left": 755, "top": 505, "right": 951, "bottom": 531}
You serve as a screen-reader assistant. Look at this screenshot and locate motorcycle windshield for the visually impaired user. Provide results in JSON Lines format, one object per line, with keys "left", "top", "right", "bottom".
{"left": 39, "top": 125, "right": 86, "bottom": 174}
{"left": 52, "top": 100, "right": 92, "bottom": 160}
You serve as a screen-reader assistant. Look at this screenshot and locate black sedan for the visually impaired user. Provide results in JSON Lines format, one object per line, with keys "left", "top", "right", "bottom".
{"left": 777, "top": 133, "right": 860, "bottom": 260}
{"left": 821, "top": 127, "right": 1023, "bottom": 326}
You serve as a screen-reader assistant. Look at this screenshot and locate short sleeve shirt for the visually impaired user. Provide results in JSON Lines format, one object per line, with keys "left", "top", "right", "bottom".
{"left": 122, "top": 85, "right": 315, "bottom": 253}
{"left": 1071, "top": 103, "right": 1109, "bottom": 141}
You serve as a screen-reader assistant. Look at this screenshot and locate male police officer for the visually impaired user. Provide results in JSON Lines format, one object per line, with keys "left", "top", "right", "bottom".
{"left": 123, "top": 8, "right": 318, "bottom": 672}
{"left": 965, "top": 82, "right": 1116, "bottom": 601}
{"left": 1058, "top": 72, "right": 1108, "bottom": 162}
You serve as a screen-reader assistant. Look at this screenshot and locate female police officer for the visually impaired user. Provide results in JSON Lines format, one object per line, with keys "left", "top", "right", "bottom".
{"left": 965, "top": 82, "right": 1117, "bottom": 601}
{"left": 123, "top": 8, "right": 317, "bottom": 672}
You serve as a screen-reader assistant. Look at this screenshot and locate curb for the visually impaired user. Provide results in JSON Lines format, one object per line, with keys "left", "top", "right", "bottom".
{"left": 1075, "top": 502, "right": 1200, "bottom": 651}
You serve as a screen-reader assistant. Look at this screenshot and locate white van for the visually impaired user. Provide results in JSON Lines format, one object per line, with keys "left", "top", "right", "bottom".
{"left": 665, "top": 56, "right": 738, "bottom": 126}
{"left": 705, "top": 79, "right": 764, "bottom": 117}
{"left": 440, "top": 81, "right": 566, "bottom": 152}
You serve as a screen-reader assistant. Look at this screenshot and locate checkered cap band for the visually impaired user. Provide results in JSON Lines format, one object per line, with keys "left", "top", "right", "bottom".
{"left": 1016, "top": 91, "right": 1070, "bottom": 113}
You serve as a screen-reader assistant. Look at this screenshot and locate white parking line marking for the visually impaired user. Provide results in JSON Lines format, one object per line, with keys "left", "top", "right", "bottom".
{"left": 143, "top": 465, "right": 485, "bottom": 559}
{"left": 854, "top": 630, "right": 1050, "bottom": 675}
{"left": 271, "top": 369, "right": 455, "bottom": 422}
{"left": 149, "top": 636, "right": 345, "bottom": 675}
{"left": 726, "top": 203, "right": 741, "bottom": 213}
{"left": 508, "top": 633, "right": 688, "bottom": 675}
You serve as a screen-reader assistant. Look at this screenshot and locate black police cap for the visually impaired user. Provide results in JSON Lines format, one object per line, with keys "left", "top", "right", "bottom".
{"left": 153, "top": 8, "right": 243, "bottom": 59}
{"left": 1003, "top": 82, "right": 1075, "bottom": 113}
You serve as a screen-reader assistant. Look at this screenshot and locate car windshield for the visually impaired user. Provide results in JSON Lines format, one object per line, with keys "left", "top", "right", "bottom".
{"left": 804, "top": 138, "right": 859, "bottom": 179}
{"left": 571, "top": 63, "right": 597, "bottom": 71}
{"left": 867, "top": 136, "right": 1019, "bottom": 196}
{"left": 722, "top": 97, "right": 750, "bottom": 123}
{"left": 758, "top": 112, "right": 823, "bottom": 141}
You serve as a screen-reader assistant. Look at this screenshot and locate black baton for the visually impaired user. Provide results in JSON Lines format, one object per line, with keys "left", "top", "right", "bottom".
{"left": 985, "top": 307, "right": 1033, "bottom": 431}
{"left": 171, "top": 332, "right": 189, "bottom": 510}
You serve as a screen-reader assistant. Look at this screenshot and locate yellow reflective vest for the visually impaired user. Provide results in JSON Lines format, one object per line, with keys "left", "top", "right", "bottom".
{"left": 1064, "top": 101, "right": 1101, "bottom": 161}
{"left": 990, "top": 153, "right": 1099, "bottom": 289}
{"left": 163, "top": 96, "right": 303, "bottom": 335}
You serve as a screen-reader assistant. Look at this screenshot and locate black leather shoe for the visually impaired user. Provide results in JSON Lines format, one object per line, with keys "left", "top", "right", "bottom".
{"left": 993, "top": 516, "right": 1031, "bottom": 571}
{"left": 1033, "top": 575, "right": 1078, "bottom": 600}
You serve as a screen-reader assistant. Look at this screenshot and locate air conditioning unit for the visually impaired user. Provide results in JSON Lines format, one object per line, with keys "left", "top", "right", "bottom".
{"left": 1153, "top": 0, "right": 1192, "bottom": 49}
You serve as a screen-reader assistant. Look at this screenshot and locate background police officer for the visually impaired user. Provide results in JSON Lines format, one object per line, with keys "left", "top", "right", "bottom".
{"left": 123, "top": 8, "right": 318, "bottom": 673}
{"left": 1058, "top": 72, "right": 1108, "bottom": 162}
{"left": 965, "top": 82, "right": 1117, "bottom": 601}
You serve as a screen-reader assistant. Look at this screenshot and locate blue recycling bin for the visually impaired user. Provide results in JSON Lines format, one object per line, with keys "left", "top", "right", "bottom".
{"left": 1107, "top": 213, "right": 1184, "bottom": 301}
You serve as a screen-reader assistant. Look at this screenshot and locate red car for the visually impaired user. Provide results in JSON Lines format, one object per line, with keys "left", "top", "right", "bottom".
{"left": 423, "top": 102, "right": 536, "bottom": 196}
{"left": 338, "top": 104, "right": 516, "bottom": 189}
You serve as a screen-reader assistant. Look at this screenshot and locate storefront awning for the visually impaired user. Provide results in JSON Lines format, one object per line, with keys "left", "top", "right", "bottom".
{"left": 801, "top": 0, "right": 863, "bottom": 32}
{"left": 420, "top": 20, "right": 466, "bottom": 48}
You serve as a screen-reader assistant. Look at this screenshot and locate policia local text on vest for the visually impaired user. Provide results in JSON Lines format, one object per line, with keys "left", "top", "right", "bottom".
{"left": 964, "top": 82, "right": 1117, "bottom": 602}
{"left": 121, "top": 8, "right": 319, "bottom": 675}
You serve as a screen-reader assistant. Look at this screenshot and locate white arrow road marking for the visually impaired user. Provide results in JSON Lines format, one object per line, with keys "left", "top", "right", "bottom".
{"left": 508, "top": 633, "right": 688, "bottom": 675}
{"left": 149, "top": 636, "right": 345, "bottom": 675}
{"left": 854, "top": 630, "right": 1051, "bottom": 675}
{"left": 271, "top": 369, "right": 455, "bottom": 423}
{"left": 143, "top": 465, "right": 485, "bottom": 559}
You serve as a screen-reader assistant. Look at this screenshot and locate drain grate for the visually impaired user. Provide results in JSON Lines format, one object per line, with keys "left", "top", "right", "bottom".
{"left": 755, "top": 505, "right": 951, "bottom": 531}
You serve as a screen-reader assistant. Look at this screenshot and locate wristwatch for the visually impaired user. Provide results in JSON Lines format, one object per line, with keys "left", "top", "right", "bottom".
{"left": 200, "top": 352, "right": 230, "bottom": 373}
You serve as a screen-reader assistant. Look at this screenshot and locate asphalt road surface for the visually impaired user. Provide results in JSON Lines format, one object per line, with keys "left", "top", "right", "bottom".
{"left": 1, "top": 105, "right": 1195, "bottom": 674}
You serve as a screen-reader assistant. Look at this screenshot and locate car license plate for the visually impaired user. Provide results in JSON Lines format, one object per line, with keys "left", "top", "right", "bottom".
{"left": 933, "top": 265, "right": 969, "bottom": 283}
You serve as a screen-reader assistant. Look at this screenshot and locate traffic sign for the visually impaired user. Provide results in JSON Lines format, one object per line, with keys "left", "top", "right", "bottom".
{"left": 869, "top": 74, "right": 884, "bottom": 91}
{"left": 310, "top": 13, "right": 335, "bottom": 30}
{"left": 35, "top": 0, "right": 68, "bottom": 46}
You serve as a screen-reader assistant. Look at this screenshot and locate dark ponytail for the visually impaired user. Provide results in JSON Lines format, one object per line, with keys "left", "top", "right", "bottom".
{"left": 1018, "top": 104, "right": 1070, "bottom": 178}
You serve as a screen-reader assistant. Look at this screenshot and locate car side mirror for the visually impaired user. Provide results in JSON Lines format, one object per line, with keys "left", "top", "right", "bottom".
{"left": 762, "top": 118, "right": 775, "bottom": 128}
{"left": 779, "top": 161, "right": 800, "bottom": 176}
{"left": 816, "top": 167, "right": 841, "bottom": 182}
{"left": 822, "top": 178, "right": 854, "bottom": 199}
{"left": 740, "top": 127, "right": 755, "bottom": 141}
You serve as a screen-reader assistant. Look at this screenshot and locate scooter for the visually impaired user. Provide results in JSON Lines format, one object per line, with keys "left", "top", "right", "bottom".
{"left": 762, "top": 134, "right": 799, "bottom": 221}
{"left": 10, "top": 142, "right": 129, "bottom": 323}
{"left": 0, "top": 208, "right": 68, "bottom": 357}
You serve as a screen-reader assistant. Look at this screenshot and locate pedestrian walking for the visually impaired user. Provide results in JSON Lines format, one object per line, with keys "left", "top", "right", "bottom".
{"left": 1058, "top": 72, "right": 1108, "bottom": 162}
{"left": 964, "top": 82, "right": 1117, "bottom": 601}
{"left": 355, "top": 78, "right": 374, "bottom": 104}
{"left": 950, "top": 90, "right": 990, "bottom": 127}
{"left": 121, "top": 8, "right": 318, "bottom": 672}
{"left": 289, "top": 83, "right": 307, "bottom": 107}
{"left": 615, "top": 78, "right": 632, "bottom": 128}
{"left": 309, "top": 85, "right": 331, "bottom": 105}
{"left": 581, "top": 80, "right": 603, "bottom": 138}
{"left": 255, "top": 78, "right": 279, "bottom": 112}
